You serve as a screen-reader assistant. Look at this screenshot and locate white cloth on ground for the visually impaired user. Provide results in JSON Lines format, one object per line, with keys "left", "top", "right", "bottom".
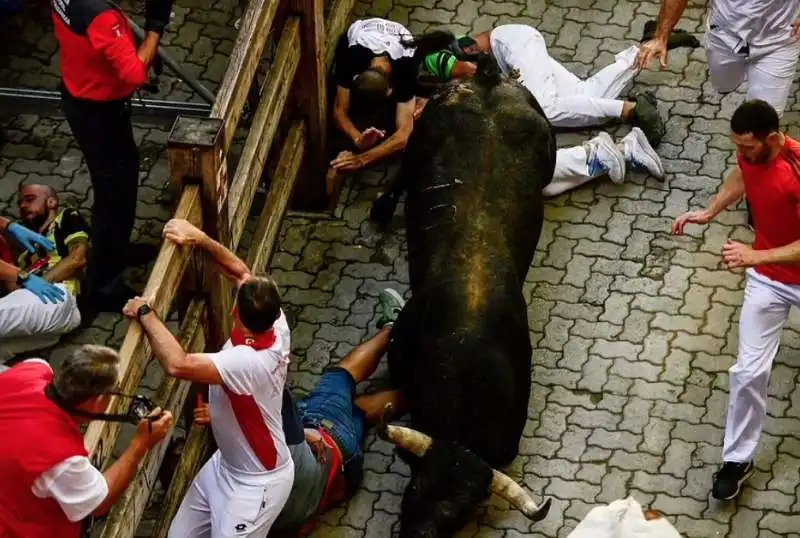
{"left": 567, "top": 497, "right": 683, "bottom": 538}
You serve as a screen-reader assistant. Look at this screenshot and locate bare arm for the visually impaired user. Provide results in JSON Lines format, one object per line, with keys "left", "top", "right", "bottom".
{"left": 654, "top": 0, "right": 691, "bottom": 41}
{"left": 137, "top": 32, "right": 161, "bottom": 70}
{"left": 0, "top": 259, "right": 20, "bottom": 284}
{"left": 90, "top": 439, "right": 148, "bottom": 516}
{"left": 357, "top": 100, "right": 415, "bottom": 166}
{"left": 43, "top": 239, "right": 88, "bottom": 284}
{"left": 706, "top": 166, "right": 746, "bottom": 218}
{"left": 196, "top": 233, "right": 251, "bottom": 286}
{"left": 756, "top": 240, "right": 800, "bottom": 265}
{"left": 332, "top": 86, "right": 362, "bottom": 144}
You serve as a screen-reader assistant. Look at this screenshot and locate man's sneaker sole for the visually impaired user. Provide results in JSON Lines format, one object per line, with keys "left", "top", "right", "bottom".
{"left": 627, "top": 127, "right": 665, "bottom": 179}
{"left": 591, "top": 132, "right": 625, "bottom": 184}
{"left": 712, "top": 464, "right": 754, "bottom": 501}
{"left": 377, "top": 288, "right": 406, "bottom": 328}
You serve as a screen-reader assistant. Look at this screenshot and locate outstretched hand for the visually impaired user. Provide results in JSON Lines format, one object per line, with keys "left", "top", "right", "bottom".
{"left": 635, "top": 39, "right": 669, "bottom": 71}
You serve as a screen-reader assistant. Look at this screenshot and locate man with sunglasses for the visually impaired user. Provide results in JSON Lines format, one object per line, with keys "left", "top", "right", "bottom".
{"left": 0, "top": 344, "right": 173, "bottom": 537}
{"left": 123, "top": 218, "right": 295, "bottom": 538}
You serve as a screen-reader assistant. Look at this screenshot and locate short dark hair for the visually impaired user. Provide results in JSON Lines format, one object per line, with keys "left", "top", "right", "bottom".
{"left": 353, "top": 68, "right": 390, "bottom": 107}
{"left": 55, "top": 345, "right": 120, "bottom": 406}
{"left": 730, "top": 99, "right": 780, "bottom": 140}
{"left": 236, "top": 274, "right": 281, "bottom": 333}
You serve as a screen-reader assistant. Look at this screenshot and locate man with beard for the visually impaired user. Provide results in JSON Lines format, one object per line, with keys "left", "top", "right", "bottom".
{"left": 0, "top": 184, "right": 89, "bottom": 362}
{"left": 671, "top": 100, "right": 800, "bottom": 501}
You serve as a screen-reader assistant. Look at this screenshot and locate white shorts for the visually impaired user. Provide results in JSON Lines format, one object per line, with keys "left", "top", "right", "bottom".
{"left": 168, "top": 451, "right": 294, "bottom": 538}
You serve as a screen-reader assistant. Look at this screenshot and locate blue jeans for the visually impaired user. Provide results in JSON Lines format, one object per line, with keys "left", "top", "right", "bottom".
{"left": 296, "top": 367, "right": 366, "bottom": 463}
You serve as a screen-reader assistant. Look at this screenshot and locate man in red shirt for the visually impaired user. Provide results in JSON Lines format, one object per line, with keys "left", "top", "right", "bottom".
{"left": 672, "top": 99, "right": 800, "bottom": 501}
{"left": 52, "top": 0, "right": 173, "bottom": 311}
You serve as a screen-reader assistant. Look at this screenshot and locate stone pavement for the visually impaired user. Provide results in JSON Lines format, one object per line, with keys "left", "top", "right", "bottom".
{"left": 2, "top": 0, "right": 800, "bottom": 536}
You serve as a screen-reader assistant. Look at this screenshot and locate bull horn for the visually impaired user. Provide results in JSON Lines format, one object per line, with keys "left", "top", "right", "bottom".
{"left": 381, "top": 425, "right": 433, "bottom": 457}
{"left": 490, "top": 469, "right": 552, "bottom": 522}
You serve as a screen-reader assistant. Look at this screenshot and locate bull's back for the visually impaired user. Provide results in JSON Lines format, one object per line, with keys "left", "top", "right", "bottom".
{"left": 390, "top": 75, "right": 556, "bottom": 467}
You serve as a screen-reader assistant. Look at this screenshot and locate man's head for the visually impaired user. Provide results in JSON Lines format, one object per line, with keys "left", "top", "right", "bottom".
{"left": 730, "top": 99, "right": 783, "bottom": 164}
{"left": 55, "top": 345, "right": 121, "bottom": 418}
{"left": 353, "top": 65, "right": 392, "bottom": 107}
{"left": 18, "top": 183, "right": 58, "bottom": 231}
{"left": 234, "top": 274, "right": 282, "bottom": 334}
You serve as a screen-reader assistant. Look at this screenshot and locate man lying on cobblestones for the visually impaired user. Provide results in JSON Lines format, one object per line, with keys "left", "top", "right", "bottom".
{"left": 0, "top": 345, "right": 173, "bottom": 537}
{"left": 414, "top": 22, "right": 700, "bottom": 146}
{"left": 327, "top": 17, "right": 418, "bottom": 182}
{"left": 0, "top": 184, "right": 89, "bottom": 362}
{"left": 195, "top": 288, "right": 406, "bottom": 537}
{"left": 123, "top": 218, "right": 294, "bottom": 538}
{"left": 671, "top": 99, "right": 800, "bottom": 501}
{"left": 413, "top": 49, "right": 665, "bottom": 194}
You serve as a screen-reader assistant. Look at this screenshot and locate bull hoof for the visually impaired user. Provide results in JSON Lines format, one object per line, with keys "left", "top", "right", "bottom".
{"left": 370, "top": 192, "right": 399, "bottom": 228}
{"left": 530, "top": 497, "right": 553, "bottom": 523}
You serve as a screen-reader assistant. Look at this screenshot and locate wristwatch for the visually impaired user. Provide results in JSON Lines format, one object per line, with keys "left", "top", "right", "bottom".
{"left": 16, "top": 270, "right": 29, "bottom": 286}
{"left": 137, "top": 303, "right": 153, "bottom": 319}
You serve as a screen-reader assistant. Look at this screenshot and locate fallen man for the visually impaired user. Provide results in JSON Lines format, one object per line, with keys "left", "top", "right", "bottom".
{"left": 194, "top": 289, "right": 406, "bottom": 537}
{"left": 416, "top": 49, "right": 666, "bottom": 193}
{"left": 416, "top": 21, "right": 700, "bottom": 146}
{"left": 0, "top": 184, "right": 88, "bottom": 362}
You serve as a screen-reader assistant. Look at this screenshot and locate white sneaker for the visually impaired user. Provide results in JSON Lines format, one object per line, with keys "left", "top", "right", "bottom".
{"left": 586, "top": 132, "right": 626, "bottom": 184}
{"left": 620, "top": 127, "right": 664, "bottom": 179}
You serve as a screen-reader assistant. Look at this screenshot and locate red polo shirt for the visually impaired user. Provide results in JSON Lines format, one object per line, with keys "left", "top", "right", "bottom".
{"left": 738, "top": 135, "right": 800, "bottom": 285}
{"left": 52, "top": 0, "right": 147, "bottom": 101}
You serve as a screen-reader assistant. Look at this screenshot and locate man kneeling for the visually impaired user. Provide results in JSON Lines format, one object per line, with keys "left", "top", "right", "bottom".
{"left": 194, "top": 288, "right": 407, "bottom": 536}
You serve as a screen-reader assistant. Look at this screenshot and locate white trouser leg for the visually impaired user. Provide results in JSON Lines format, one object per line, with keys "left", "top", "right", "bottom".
{"left": 168, "top": 454, "right": 215, "bottom": 538}
{"left": 705, "top": 28, "right": 747, "bottom": 94}
{"left": 0, "top": 285, "right": 81, "bottom": 362}
{"left": 722, "top": 270, "right": 800, "bottom": 462}
{"left": 746, "top": 40, "right": 800, "bottom": 117}
{"left": 576, "top": 45, "right": 640, "bottom": 99}
{"left": 543, "top": 145, "right": 599, "bottom": 197}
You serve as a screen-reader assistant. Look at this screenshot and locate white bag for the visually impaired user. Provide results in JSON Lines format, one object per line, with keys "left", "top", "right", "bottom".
{"left": 567, "top": 497, "right": 683, "bottom": 538}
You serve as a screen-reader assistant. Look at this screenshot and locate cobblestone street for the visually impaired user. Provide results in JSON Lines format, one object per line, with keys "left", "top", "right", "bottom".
{"left": 2, "top": 0, "right": 800, "bottom": 536}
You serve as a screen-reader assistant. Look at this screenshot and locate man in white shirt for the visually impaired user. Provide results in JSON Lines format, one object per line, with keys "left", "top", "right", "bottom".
{"left": 123, "top": 218, "right": 294, "bottom": 538}
{"left": 0, "top": 345, "right": 173, "bottom": 537}
{"left": 636, "top": 0, "right": 800, "bottom": 116}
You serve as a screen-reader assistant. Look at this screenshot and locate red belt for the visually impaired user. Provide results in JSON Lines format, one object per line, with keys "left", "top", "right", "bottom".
{"left": 299, "top": 428, "right": 345, "bottom": 536}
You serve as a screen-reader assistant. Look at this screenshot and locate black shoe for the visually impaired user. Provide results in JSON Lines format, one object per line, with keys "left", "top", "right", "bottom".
{"left": 124, "top": 243, "right": 159, "bottom": 267}
{"left": 641, "top": 20, "right": 701, "bottom": 50}
{"left": 630, "top": 90, "right": 665, "bottom": 147}
{"left": 711, "top": 461, "right": 754, "bottom": 501}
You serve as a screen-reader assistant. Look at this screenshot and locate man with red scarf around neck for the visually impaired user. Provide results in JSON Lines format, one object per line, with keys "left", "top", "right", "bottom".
{"left": 122, "top": 218, "right": 294, "bottom": 538}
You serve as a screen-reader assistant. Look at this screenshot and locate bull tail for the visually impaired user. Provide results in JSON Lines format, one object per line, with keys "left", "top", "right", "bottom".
{"left": 474, "top": 53, "right": 502, "bottom": 88}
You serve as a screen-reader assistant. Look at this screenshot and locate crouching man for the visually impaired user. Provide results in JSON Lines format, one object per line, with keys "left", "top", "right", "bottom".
{"left": 0, "top": 345, "right": 173, "bottom": 536}
{"left": 0, "top": 184, "right": 89, "bottom": 361}
{"left": 124, "top": 218, "right": 295, "bottom": 537}
{"left": 194, "top": 288, "right": 407, "bottom": 536}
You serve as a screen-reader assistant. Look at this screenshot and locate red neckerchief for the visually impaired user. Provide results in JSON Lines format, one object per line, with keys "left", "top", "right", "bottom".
{"left": 230, "top": 321, "right": 276, "bottom": 350}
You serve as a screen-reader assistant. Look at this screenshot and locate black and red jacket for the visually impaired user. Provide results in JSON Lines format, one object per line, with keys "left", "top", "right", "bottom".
{"left": 51, "top": 0, "right": 147, "bottom": 101}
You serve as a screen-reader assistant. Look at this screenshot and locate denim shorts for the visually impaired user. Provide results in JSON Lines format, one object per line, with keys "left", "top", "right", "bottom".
{"left": 296, "top": 367, "right": 366, "bottom": 463}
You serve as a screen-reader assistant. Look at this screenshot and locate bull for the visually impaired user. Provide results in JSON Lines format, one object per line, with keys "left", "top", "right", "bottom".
{"left": 370, "top": 48, "right": 558, "bottom": 537}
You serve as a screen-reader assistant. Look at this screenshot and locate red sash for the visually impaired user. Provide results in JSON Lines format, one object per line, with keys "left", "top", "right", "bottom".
{"left": 299, "top": 428, "right": 346, "bottom": 536}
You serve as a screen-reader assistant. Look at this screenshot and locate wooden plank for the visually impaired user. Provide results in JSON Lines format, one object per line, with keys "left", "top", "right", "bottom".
{"left": 212, "top": 0, "right": 281, "bottom": 152}
{"left": 98, "top": 300, "right": 208, "bottom": 538}
{"left": 151, "top": 422, "right": 211, "bottom": 538}
{"left": 228, "top": 17, "right": 302, "bottom": 250}
{"left": 168, "top": 117, "right": 232, "bottom": 349}
{"left": 324, "top": 0, "right": 356, "bottom": 68}
{"left": 83, "top": 185, "right": 203, "bottom": 469}
{"left": 247, "top": 121, "right": 306, "bottom": 274}
{"left": 289, "top": 0, "right": 327, "bottom": 211}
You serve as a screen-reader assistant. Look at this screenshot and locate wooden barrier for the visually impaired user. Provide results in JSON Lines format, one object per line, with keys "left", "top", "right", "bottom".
{"left": 89, "top": 0, "right": 358, "bottom": 534}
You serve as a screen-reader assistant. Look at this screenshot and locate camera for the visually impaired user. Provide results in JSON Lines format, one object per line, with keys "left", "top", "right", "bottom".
{"left": 129, "top": 395, "right": 157, "bottom": 421}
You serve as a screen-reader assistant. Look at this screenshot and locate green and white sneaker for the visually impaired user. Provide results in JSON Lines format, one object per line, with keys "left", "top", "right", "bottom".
{"left": 377, "top": 288, "right": 406, "bottom": 329}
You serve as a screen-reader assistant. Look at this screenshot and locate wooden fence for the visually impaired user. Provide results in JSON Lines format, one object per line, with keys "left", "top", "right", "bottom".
{"left": 87, "top": 0, "right": 356, "bottom": 534}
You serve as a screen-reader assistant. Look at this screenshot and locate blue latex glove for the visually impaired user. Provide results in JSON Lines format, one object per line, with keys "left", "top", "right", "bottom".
{"left": 7, "top": 222, "right": 55, "bottom": 253}
{"left": 21, "top": 274, "right": 66, "bottom": 304}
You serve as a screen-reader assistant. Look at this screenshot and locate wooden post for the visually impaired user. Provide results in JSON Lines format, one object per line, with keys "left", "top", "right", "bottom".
{"left": 168, "top": 117, "right": 233, "bottom": 349}
{"left": 289, "top": 0, "right": 328, "bottom": 211}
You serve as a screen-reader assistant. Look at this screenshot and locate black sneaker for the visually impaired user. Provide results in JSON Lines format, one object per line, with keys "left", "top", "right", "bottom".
{"left": 712, "top": 461, "right": 754, "bottom": 501}
{"left": 630, "top": 90, "right": 665, "bottom": 147}
{"left": 640, "top": 20, "right": 701, "bottom": 50}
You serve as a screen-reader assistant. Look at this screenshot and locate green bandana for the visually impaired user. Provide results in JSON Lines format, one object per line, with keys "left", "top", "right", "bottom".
{"left": 423, "top": 50, "right": 457, "bottom": 80}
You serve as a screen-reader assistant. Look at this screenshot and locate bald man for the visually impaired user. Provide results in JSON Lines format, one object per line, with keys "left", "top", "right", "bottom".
{"left": 0, "top": 184, "right": 90, "bottom": 362}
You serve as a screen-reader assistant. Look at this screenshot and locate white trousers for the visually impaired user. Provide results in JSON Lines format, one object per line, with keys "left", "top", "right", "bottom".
{"left": 0, "top": 284, "right": 81, "bottom": 362}
{"left": 705, "top": 26, "right": 800, "bottom": 116}
{"left": 722, "top": 269, "right": 800, "bottom": 462}
{"left": 544, "top": 145, "right": 599, "bottom": 197}
{"left": 169, "top": 451, "right": 294, "bottom": 538}
{"left": 491, "top": 25, "right": 638, "bottom": 127}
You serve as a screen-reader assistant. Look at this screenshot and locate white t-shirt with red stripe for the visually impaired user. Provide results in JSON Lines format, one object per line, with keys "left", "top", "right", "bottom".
{"left": 208, "top": 311, "right": 292, "bottom": 475}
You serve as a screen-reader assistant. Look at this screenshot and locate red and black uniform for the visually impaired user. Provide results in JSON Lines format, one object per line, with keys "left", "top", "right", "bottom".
{"left": 0, "top": 362, "right": 89, "bottom": 537}
{"left": 52, "top": 0, "right": 146, "bottom": 298}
